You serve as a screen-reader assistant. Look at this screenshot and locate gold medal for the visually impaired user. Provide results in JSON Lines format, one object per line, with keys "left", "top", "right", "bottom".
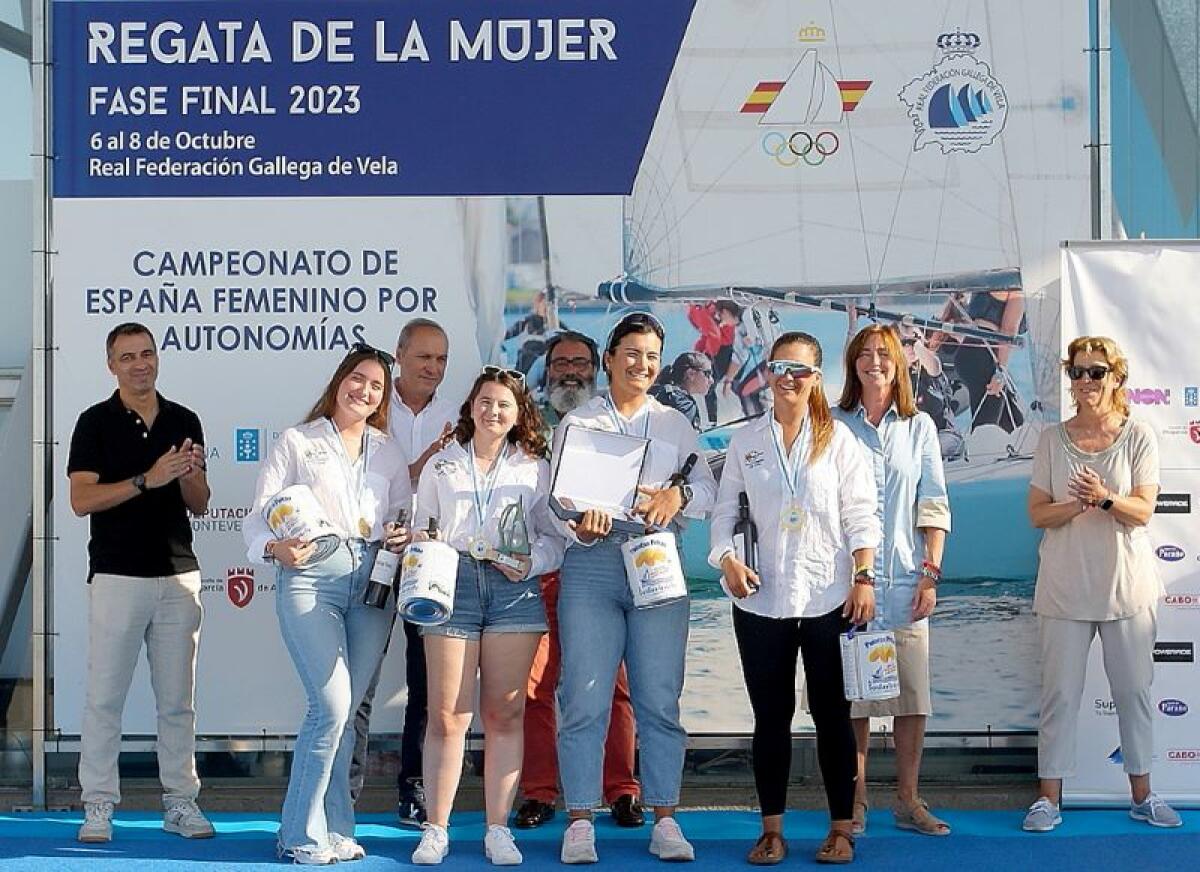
{"left": 780, "top": 503, "right": 806, "bottom": 532}
{"left": 358, "top": 517, "right": 371, "bottom": 538}
{"left": 469, "top": 538, "right": 491, "bottom": 561}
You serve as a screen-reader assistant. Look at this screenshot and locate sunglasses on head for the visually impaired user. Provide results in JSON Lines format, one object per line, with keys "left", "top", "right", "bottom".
{"left": 346, "top": 341, "right": 396, "bottom": 369}
{"left": 482, "top": 364, "right": 526, "bottom": 387}
{"left": 767, "top": 359, "right": 821, "bottom": 379}
{"left": 608, "top": 311, "right": 666, "bottom": 346}
{"left": 1066, "top": 365, "right": 1110, "bottom": 381}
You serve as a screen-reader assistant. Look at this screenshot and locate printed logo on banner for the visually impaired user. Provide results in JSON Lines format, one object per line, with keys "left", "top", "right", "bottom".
{"left": 1156, "top": 544, "right": 1186, "bottom": 562}
{"left": 740, "top": 24, "right": 871, "bottom": 169}
{"left": 1126, "top": 387, "right": 1170, "bottom": 406}
{"left": 1186, "top": 386, "right": 1199, "bottom": 407}
{"left": 1156, "top": 493, "right": 1192, "bottom": 514}
{"left": 226, "top": 567, "right": 255, "bottom": 609}
{"left": 1153, "top": 642, "right": 1195, "bottom": 663}
{"left": 1156, "top": 421, "right": 1200, "bottom": 444}
{"left": 899, "top": 29, "right": 1008, "bottom": 153}
{"left": 1191, "top": 421, "right": 1200, "bottom": 445}
{"left": 1164, "top": 592, "right": 1200, "bottom": 609}
{"left": 1167, "top": 749, "right": 1200, "bottom": 763}
{"left": 1158, "top": 699, "right": 1189, "bottom": 717}
{"left": 1094, "top": 698, "right": 1118, "bottom": 717}
{"left": 235, "top": 428, "right": 260, "bottom": 463}
{"left": 191, "top": 505, "right": 250, "bottom": 535}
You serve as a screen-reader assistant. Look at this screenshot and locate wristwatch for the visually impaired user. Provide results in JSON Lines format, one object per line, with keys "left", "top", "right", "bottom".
{"left": 132, "top": 474, "right": 148, "bottom": 493}
{"left": 677, "top": 483, "right": 694, "bottom": 509}
{"left": 853, "top": 566, "right": 876, "bottom": 587}
{"left": 1099, "top": 493, "right": 1114, "bottom": 511}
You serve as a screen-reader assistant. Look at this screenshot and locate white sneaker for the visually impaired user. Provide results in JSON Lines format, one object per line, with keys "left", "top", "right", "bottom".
{"left": 279, "top": 845, "right": 338, "bottom": 866}
{"left": 78, "top": 801, "right": 114, "bottom": 843}
{"left": 560, "top": 818, "right": 599, "bottom": 864}
{"left": 163, "top": 798, "right": 215, "bottom": 839}
{"left": 412, "top": 823, "right": 450, "bottom": 865}
{"left": 649, "top": 817, "right": 695, "bottom": 862}
{"left": 484, "top": 824, "right": 523, "bottom": 865}
{"left": 329, "top": 832, "right": 367, "bottom": 860}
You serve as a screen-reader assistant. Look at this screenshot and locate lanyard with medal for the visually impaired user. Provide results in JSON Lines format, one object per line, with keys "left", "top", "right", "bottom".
{"left": 327, "top": 418, "right": 372, "bottom": 539}
{"left": 769, "top": 417, "right": 810, "bottom": 533}
{"left": 603, "top": 392, "right": 652, "bottom": 440}
{"left": 466, "top": 441, "right": 525, "bottom": 571}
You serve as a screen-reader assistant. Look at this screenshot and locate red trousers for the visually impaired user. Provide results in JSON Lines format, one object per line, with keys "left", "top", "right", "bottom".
{"left": 521, "top": 571, "right": 640, "bottom": 804}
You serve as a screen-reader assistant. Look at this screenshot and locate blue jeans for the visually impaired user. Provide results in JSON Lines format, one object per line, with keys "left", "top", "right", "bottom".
{"left": 556, "top": 538, "right": 690, "bottom": 809}
{"left": 276, "top": 540, "right": 394, "bottom": 853}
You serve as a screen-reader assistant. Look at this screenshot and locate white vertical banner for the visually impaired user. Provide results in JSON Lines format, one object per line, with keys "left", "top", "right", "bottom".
{"left": 1061, "top": 240, "right": 1200, "bottom": 806}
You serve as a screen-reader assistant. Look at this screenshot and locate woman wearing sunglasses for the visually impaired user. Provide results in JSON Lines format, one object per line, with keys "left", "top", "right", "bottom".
{"left": 410, "top": 366, "right": 564, "bottom": 866}
{"left": 243, "top": 343, "right": 411, "bottom": 865}
{"left": 710, "top": 332, "right": 880, "bottom": 865}
{"left": 553, "top": 312, "right": 717, "bottom": 864}
{"left": 1022, "top": 336, "right": 1179, "bottom": 833}
{"left": 834, "top": 325, "right": 952, "bottom": 838}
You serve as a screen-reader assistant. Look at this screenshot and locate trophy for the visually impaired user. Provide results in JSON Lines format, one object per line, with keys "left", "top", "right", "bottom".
{"left": 468, "top": 498, "right": 531, "bottom": 574}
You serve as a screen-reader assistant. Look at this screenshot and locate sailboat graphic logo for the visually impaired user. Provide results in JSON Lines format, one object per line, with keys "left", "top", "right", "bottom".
{"left": 899, "top": 30, "right": 1009, "bottom": 154}
{"left": 740, "top": 36, "right": 870, "bottom": 168}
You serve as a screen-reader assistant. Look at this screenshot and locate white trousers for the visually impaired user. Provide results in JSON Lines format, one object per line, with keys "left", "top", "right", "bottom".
{"left": 1037, "top": 608, "right": 1156, "bottom": 779}
{"left": 78, "top": 572, "right": 203, "bottom": 804}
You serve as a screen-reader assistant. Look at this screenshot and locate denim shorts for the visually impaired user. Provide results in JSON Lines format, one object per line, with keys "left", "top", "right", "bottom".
{"left": 422, "top": 554, "right": 548, "bottom": 641}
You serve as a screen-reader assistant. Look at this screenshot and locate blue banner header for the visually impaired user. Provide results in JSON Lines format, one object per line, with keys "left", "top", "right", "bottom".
{"left": 53, "top": 0, "right": 694, "bottom": 198}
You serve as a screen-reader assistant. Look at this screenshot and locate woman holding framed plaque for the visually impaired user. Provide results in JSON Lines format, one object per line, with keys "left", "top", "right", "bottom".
{"left": 553, "top": 312, "right": 718, "bottom": 864}
{"left": 244, "top": 344, "right": 412, "bottom": 866}
{"left": 409, "top": 367, "right": 564, "bottom": 866}
{"left": 709, "top": 331, "right": 880, "bottom": 865}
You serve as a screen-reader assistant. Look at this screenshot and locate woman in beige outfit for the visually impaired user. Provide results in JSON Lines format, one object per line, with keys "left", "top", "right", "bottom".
{"left": 1023, "top": 336, "right": 1180, "bottom": 832}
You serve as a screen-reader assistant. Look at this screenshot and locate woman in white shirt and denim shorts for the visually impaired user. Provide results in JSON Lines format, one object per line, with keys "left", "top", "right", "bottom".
{"left": 409, "top": 367, "right": 564, "bottom": 866}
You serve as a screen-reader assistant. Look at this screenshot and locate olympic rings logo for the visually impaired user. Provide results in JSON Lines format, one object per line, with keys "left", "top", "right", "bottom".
{"left": 761, "top": 130, "right": 840, "bottom": 167}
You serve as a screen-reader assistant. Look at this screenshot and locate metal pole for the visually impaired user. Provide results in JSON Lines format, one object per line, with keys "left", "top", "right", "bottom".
{"left": 30, "top": 0, "right": 53, "bottom": 810}
{"left": 1088, "top": 0, "right": 1111, "bottom": 239}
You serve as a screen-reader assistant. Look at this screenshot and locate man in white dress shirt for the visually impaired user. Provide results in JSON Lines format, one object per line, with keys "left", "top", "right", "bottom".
{"left": 350, "top": 318, "right": 461, "bottom": 826}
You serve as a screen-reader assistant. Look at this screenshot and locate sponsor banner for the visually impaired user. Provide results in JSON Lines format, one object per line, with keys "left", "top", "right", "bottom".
{"left": 50, "top": 1, "right": 1088, "bottom": 737}
{"left": 1062, "top": 244, "right": 1200, "bottom": 804}
{"left": 1153, "top": 642, "right": 1195, "bottom": 664}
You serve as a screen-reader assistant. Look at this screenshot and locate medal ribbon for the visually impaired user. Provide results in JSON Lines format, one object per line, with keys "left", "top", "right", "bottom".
{"left": 467, "top": 440, "right": 509, "bottom": 530}
{"left": 603, "top": 393, "right": 652, "bottom": 440}
{"left": 326, "top": 418, "right": 370, "bottom": 536}
{"left": 768, "top": 416, "right": 810, "bottom": 506}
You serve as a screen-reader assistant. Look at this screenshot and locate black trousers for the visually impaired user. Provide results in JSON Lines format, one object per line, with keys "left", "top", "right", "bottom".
{"left": 732, "top": 605, "right": 856, "bottom": 820}
{"left": 349, "top": 618, "right": 428, "bottom": 802}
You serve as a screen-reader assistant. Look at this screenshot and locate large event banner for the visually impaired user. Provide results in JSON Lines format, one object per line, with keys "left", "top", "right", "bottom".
{"left": 1061, "top": 241, "right": 1200, "bottom": 806}
{"left": 51, "top": 0, "right": 1089, "bottom": 737}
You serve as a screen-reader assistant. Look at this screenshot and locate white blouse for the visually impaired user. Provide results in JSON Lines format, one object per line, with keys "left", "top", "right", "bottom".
{"left": 244, "top": 418, "right": 411, "bottom": 565}
{"left": 709, "top": 415, "right": 881, "bottom": 619}
{"left": 550, "top": 393, "right": 718, "bottom": 543}
{"left": 415, "top": 439, "right": 565, "bottom": 578}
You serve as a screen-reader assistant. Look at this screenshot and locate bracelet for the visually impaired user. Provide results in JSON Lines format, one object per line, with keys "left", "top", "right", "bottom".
{"left": 919, "top": 560, "right": 942, "bottom": 584}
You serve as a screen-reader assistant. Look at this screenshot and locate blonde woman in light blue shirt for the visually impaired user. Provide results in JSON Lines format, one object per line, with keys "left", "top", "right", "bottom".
{"left": 834, "top": 324, "right": 952, "bottom": 838}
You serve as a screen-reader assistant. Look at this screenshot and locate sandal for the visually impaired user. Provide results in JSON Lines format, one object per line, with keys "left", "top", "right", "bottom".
{"left": 815, "top": 828, "right": 855, "bottom": 864}
{"left": 747, "top": 831, "right": 788, "bottom": 865}
{"left": 852, "top": 799, "right": 868, "bottom": 836}
{"left": 893, "top": 798, "right": 951, "bottom": 836}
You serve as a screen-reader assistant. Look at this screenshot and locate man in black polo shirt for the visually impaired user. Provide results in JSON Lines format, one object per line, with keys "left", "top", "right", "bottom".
{"left": 68, "top": 322, "right": 214, "bottom": 844}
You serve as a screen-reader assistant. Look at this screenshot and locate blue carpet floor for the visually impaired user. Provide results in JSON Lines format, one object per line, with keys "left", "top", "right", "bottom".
{"left": 0, "top": 808, "right": 1194, "bottom": 870}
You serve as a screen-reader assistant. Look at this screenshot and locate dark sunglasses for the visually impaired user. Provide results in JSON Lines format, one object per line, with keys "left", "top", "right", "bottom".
{"left": 346, "top": 341, "right": 395, "bottom": 369}
{"left": 1066, "top": 365, "right": 1110, "bottom": 381}
{"left": 900, "top": 337, "right": 918, "bottom": 347}
{"left": 767, "top": 359, "right": 821, "bottom": 379}
{"left": 687, "top": 365, "right": 714, "bottom": 377}
{"left": 482, "top": 365, "right": 527, "bottom": 387}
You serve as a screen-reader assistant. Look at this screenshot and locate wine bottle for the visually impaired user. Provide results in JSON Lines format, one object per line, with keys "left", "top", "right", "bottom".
{"left": 363, "top": 508, "right": 409, "bottom": 608}
{"left": 732, "top": 492, "right": 758, "bottom": 576}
